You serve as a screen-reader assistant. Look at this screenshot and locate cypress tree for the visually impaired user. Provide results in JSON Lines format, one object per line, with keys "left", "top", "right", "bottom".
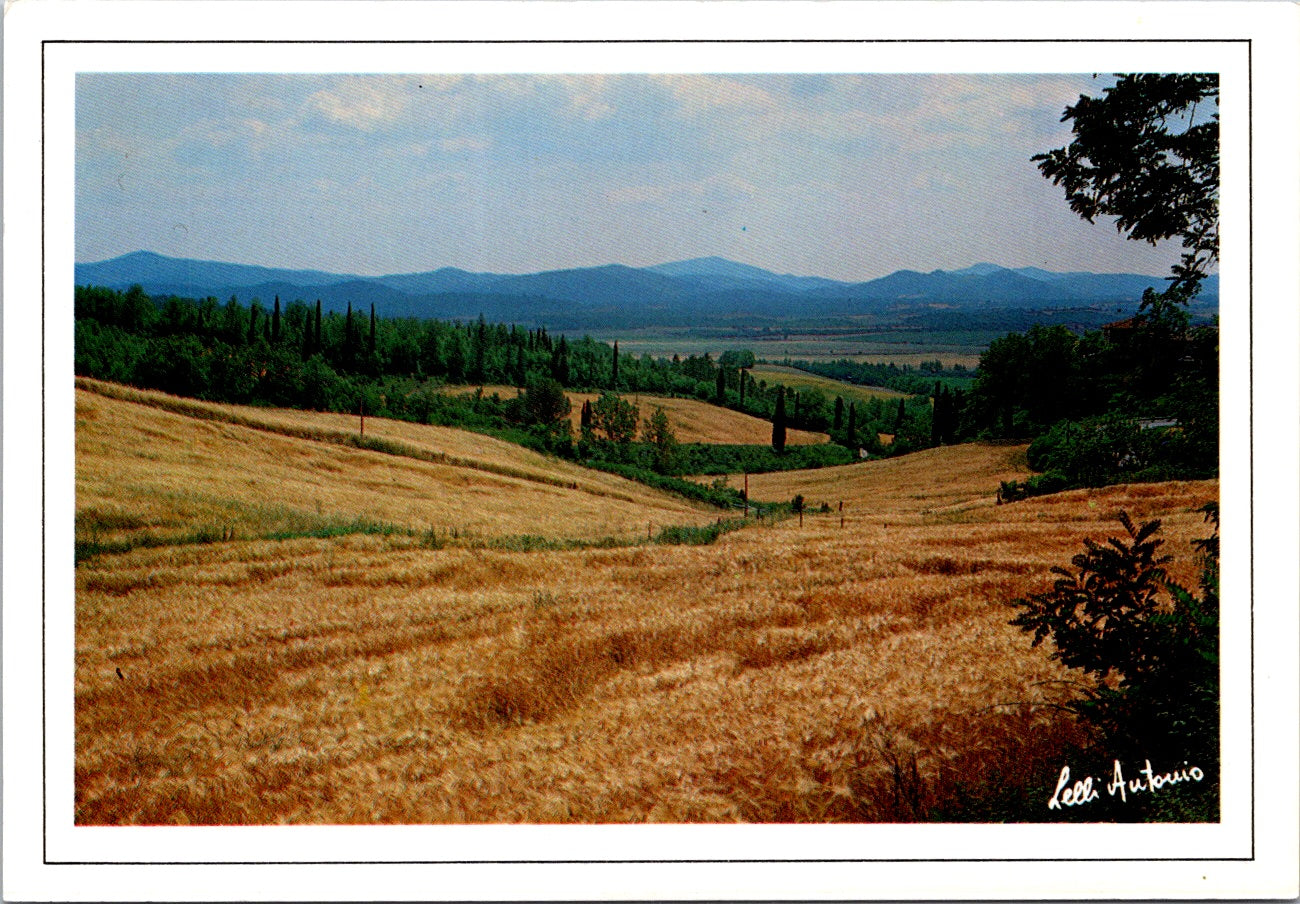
{"left": 611, "top": 340, "right": 620, "bottom": 389}
{"left": 472, "top": 314, "right": 486, "bottom": 383}
{"left": 313, "top": 300, "right": 323, "bottom": 356}
{"left": 772, "top": 387, "right": 787, "bottom": 453}
{"left": 551, "top": 335, "right": 569, "bottom": 385}
{"left": 846, "top": 402, "right": 858, "bottom": 449}
{"left": 514, "top": 344, "right": 527, "bottom": 388}
{"left": 369, "top": 303, "right": 377, "bottom": 356}
{"left": 715, "top": 367, "right": 726, "bottom": 405}
{"left": 247, "top": 303, "right": 259, "bottom": 345}
{"left": 739, "top": 369, "right": 746, "bottom": 407}
{"left": 833, "top": 396, "right": 844, "bottom": 431}
{"left": 894, "top": 397, "right": 906, "bottom": 433}
{"left": 271, "top": 296, "right": 282, "bottom": 344}
{"left": 344, "top": 302, "right": 356, "bottom": 367}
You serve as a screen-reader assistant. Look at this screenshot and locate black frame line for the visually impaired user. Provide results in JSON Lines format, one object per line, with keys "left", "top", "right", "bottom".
{"left": 45, "top": 37, "right": 1253, "bottom": 868}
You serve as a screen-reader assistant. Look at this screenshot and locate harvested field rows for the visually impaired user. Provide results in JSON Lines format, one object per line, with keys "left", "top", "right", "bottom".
{"left": 75, "top": 394, "right": 1218, "bottom": 824}
{"left": 75, "top": 383, "right": 717, "bottom": 550}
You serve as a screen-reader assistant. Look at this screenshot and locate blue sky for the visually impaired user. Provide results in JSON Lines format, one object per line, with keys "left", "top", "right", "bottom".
{"left": 76, "top": 72, "right": 1182, "bottom": 281}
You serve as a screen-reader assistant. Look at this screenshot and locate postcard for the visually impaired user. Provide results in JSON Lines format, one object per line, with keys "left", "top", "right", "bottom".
{"left": 4, "top": 1, "right": 1297, "bottom": 900}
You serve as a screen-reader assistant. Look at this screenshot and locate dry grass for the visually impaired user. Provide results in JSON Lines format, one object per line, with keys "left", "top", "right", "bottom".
{"left": 75, "top": 383, "right": 717, "bottom": 551}
{"left": 565, "top": 391, "right": 826, "bottom": 446}
{"left": 75, "top": 396, "right": 1218, "bottom": 825}
{"left": 434, "top": 382, "right": 828, "bottom": 445}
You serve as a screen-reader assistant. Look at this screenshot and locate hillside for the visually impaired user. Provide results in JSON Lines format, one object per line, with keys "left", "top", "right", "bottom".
{"left": 75, "top": 381, "right": 719, "bottom": 551}
{"left": 437, "top": 384, "right": 828, "bottom": 446}
{"left": 566, "top": 391, "right": 828, "bottom": 446}
{"left": 748, "top": 364, "right": 910, "bottom": 406}
{"left": 75, "top": 404, "right": 1218, "bottom": 824}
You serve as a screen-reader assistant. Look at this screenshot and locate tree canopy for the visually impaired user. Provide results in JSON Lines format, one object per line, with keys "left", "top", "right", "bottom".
{"left": 1033, "top": 74, "right": 1219, "bottom": 294}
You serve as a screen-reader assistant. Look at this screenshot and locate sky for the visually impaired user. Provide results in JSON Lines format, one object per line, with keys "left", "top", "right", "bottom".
{"left": 76, "top": 72, "right": 1184, "bottom": 282}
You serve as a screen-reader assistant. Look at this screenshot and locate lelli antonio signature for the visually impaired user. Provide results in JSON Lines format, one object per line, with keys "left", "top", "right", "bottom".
{"left": 1048, "top": 759, "right": 1205, "bottom": 809}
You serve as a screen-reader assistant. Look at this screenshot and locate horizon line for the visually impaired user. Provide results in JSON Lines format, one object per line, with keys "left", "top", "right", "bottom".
{"left": 74, "top": 248, "right": 1183, "bottom": 283}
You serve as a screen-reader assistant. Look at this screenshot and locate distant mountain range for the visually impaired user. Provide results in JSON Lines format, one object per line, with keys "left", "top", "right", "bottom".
{"left": 75, "top": 251, "right": 1218, "bottom": 331}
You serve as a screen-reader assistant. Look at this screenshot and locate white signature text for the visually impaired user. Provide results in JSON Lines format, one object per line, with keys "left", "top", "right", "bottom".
{"left": 1048, "top": 759, "right": 1205, "bottom": 809}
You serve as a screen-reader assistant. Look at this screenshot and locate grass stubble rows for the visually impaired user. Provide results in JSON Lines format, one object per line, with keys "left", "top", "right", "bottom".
{"left": 74, "top": 383, "right": 1218, "bottom": 824}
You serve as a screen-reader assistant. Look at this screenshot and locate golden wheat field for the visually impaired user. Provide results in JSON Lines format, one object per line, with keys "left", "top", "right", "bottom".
{"left": 564, "top": 391, "right": 827, "bottom": 446}
{"left": 74, "top": 381, "right": 1217, "bottom": 824}
{"left": 76, "top": 380, "right": 717, "bottom": 546}
{"left": 439, "top": 383, "right": 827, "bottom": 445}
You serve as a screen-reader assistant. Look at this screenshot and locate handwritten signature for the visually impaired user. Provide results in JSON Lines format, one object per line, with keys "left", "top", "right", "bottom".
{"left": 1048, "top": 759, "right": 1205, "bottom": 809}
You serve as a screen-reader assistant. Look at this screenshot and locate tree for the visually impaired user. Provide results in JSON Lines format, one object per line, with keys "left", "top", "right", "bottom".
{"left": 611, "top": 340, "right": 620, "bottom": 390}
{"left": 550, "top": 335, "right": 570, "bottom": 385}
{"left": 343, "top": 302, "right": 357, "bottom": 368}
{"left": 833, "top": 396, "right": 844, "bottom": 431}
{"left": 271, "top": 296, "right": 282, "bottom": 344}
{"left": 519, "top": 374, "right": 572, "bottom": 427}
{"left": 846, "top": 402, "right": 858, "bottom": 449}
{"left": 641, "top": 406, "right": 680, "bottom": 474}
{"left": 772, "top": 387, "right": 787, "bottom": 453}
{"left": 715, "top": 368, "right": 727, "bottom": 406}
{"left": 1033, "top": 74, "right": 1218, "bottom": 295}
{"left": 313, "top": 300, "right": 323, "bottom": 357}
{"left": 1010, "top": 507, "right": 1219, "bottom": 762}
{"left": 591, "top": 392, "right": 639, "bottom": 445}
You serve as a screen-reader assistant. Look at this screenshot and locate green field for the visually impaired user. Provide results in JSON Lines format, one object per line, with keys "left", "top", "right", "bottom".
{"left": 747, "top": 364, "right": 911, "bottom": 405}
{"left": 590, "top": 325, "right": 991, "bottom": 369}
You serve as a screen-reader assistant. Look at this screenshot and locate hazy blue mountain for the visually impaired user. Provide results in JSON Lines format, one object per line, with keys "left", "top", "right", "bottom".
{"left": 646, "top": 256, "right": 845, "bottom": 293}
{"left": 75, "top": 250, "right": 350, "bottom": 291}
{"left": 373, "top": 268, "right": 509, "bottom": 296}
{"left": 488, "top": 264, "right": 692, "bottom": 309}
{"left": 947, "top": 262, "right": 1008, "bottom": 278}
{"left": 75, "top": 250, "right": 1215, "bottom": 329}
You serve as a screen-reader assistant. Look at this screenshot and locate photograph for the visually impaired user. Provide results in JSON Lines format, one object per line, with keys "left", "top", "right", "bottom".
{"left": 70, "top": 70, "right": 1226, "bottom": 827}
{"left": 4, "top": 2, "right": 1297, "bottom": 900}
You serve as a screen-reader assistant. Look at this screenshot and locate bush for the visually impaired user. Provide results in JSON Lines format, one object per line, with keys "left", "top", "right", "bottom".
{"left": 1023, "top": 415, "right": 1214, "bottom": 495}
{"left": 998, "top": 471, "right": 1070, "bottom": 502}
{"left": 1010, "top": 507, "right": 1219, "bottom": 764}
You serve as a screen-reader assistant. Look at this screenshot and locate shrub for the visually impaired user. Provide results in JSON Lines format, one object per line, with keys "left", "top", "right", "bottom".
{"left": 998, "top": 471, "right": 1069, "bottom": 502}
{"left": 1010, "top": 507, "right": 1219, "bottom": 765}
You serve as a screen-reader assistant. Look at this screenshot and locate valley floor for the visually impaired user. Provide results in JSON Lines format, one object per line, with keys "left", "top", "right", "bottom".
{"left": 73, "top": 384, "right": 1218, "bottom": 824}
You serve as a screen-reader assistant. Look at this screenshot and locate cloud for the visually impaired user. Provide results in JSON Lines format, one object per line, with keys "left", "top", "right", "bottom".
{"left": 305, "top": 77, "right": 413, "bottom": 132}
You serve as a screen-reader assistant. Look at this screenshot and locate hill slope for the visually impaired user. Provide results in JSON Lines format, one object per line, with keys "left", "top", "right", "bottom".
{"left": 75, "top": 381, "right": 718, "bottom": 549}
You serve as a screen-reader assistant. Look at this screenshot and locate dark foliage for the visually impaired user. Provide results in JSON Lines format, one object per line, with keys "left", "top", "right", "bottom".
{"left": 1010, "top": 508, "right": 1219, "bottom": 766}
{"left": 1033, "top": 73, "right": 1218, "bottom": 294}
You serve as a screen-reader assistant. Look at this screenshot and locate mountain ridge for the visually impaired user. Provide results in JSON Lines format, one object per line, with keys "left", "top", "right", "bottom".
{"left": 75, "top": 251, "right": 1217, "bottom": 329}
